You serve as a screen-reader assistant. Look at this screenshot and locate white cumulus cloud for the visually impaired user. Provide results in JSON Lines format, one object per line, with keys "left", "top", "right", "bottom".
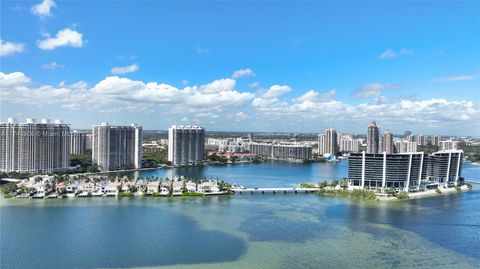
{"left": 379, "top": 48, "right": 414, "bottom": 60}
{"left": 1, "top": 72, "right": 254, "bottom": 114}
{"left": 399, "top": 48, "right": 414, "bottom": 56}
{"left": 252, "top": 85, "right": 291, "bottom": 108}
{"left": 235, "top": 112, "right": 248, "bottom": 121}
{"left": 37, "top": 28, "right": 84, "bottom": 50}
{"left": 252, "top": 87, "right": 479, "bottom": 133}
{"left": 262, "top": 85, "right": 291, "bottom": 98}
{"left": 42, "top": 62, "right": 64, "bottom": 70}
{"left": 353, "top": 83, "right": 399, "bottom": 99}
{"left": 248, "top": 81, "right": 260, "bottom": 88}
{"left": 111, "top": 63, "right": 139, "bottom": 74}
{"left": 0, "top": 72, "right": 31, "bottom": 87}
{"left": 0, "top": 71, "right": 69, "bottom": 105}
{"left": 1, "top": 71, "right": 478, "bottom": 134}
{"left": 231, "top": 68, "right": 255, "bottom": 79}
{"left": 435, "top": 75, "right": 477, "bottom": 82}
{"left": 31, "top": 0, "right": 56, "bottom": 17}
{"left": 379, "top": 49, "right": 397, "bottom": 60}
{"left": 294, "top": 89, "right": 336, "bottom": 103}
{"left": 0, "top": 39, "right": 25, "bottom": 57}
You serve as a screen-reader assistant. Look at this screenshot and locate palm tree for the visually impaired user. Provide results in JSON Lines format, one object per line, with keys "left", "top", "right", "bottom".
{"left": 386, "top": 187, "right": 396, "bottom": 196}
{"left": 169, "top": 180, "right": 174, "bottom": 196}
{"left": 319, "top": 181, "right": 328, "bottom": 188}
{"left": 129, "top": 185, "right": 138, "bottom": 193}
{"left": 339, "top": 179, "right": 349, "bottom": 190}
{"left": 182, "top": 180, "right": 187, "bottom": 194}
{"left": 44, "top": 182, "right": 52, "bottom": 194}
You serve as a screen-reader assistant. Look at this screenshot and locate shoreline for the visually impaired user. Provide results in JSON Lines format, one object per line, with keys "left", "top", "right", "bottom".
{"left": 76, "top": 166, "right": 161, "bottom": 176}
{"left": 3, "top": 185, "right": 474, "bottom": 201}
{"left": 375, "top": 185, "right": 472, "bottom": 201}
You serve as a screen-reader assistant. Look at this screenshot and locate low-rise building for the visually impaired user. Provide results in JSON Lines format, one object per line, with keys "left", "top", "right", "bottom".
{"left": 146, "top": 181, "right": 160, "bottom": 194}
{"left": 207, "top": 138, "right": 248, "bottom": 153}
{"left": 198, "top": 181, "right": 220, "bottom": 193}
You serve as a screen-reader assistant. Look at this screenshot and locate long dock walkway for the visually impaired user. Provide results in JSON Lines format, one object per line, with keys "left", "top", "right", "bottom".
{"left": 232, "top": 187, "right": 319, "bottom": 194}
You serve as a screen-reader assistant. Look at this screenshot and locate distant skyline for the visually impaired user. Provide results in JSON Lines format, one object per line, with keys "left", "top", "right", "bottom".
{"left": 1, "top": 1, "right": 479, "bottom": 135}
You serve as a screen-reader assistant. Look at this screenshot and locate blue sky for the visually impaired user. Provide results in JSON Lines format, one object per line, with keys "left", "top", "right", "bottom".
{"left": 1, "top": 0, "right": 479, "bottom": 135}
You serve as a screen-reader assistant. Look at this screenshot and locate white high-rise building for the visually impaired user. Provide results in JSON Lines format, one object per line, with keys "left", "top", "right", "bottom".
{"left": 349, "top": 150, "right": 463, "bottom": 192}
{"left": 85, "top": 133, "right": 93, "bottom": 150}
{"left": 318, "top": 128, "right": 338, "bottom": 156}
{"left": 338, "top": 135, "right": 361, "bottom": 153}
{"left": 367, "top": 121, "right": 380, "bottom": 154}
{"left": 325, "top": 128, "right": 338, "bottom": 156}
{"left": 168, "top": 125, "right": 205, "bottom": 165}
{"left": 247, "top": 142, "right": 312, "bottom": 160}
{"left": 92, "top": 123, "right": 142, "bottom": 171}
{"left": 431, "top": 135, "right": 442, "bottom": 146}
{"left": 382, "top": 130, "right": 394, "bottom": 154}
{"left": 439, "top": 140, "right": 459, "bottom": 151}
{"left": 0, "top": 118, "right": 70, "bottom": 173}
{"left": 414, "top": 135, "right": 427, "bottom": 146}
{"left": 318, "top": 133, "right": 326, "bottom": 155}
{"left": 395, "top": 140, "right": 418, "bottom": 153}
{"left": 70, "top": 130, "right": 89, "bottom": 155}
{"left": 207, "top": 137, "right": 246, "bottom": 152}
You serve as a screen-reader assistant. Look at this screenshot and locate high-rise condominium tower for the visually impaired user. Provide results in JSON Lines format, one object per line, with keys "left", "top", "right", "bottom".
{"left": 382, "top": 130, "right": 394, "bottom": 154}
{"left": 349, "top": 150, "right": 463, "bottom": 192}
{"left": 394, "top": 140, "right": 418, "bottom": 153}
{"left": 367, "top": 121, "right": 379, "bottom": 154}
{"left": 439, "top": 140, "right": 459, "bottom": 151}
{"left": 325, "top": 128, "right": 338, "bottom": 156}
{"left": 415, "top": 135, "right": 427, "bottom": 146}
{"left": 92, "top": 123, "right": 142, "bottom": 172}
{"left": 0, "top": 118, "right": 70, "bottom": 173}
{"left": 338, "top": 135, "right": 360, "bottom": 153}
{"left": 318, "top": 128, "right": 338, "bottom": 156}
{"left": 431, "top": 135, "right": 442, "bottom": 146}
{"left": 318, "top": 133, "right": 326, "bottom": 155}
{"left": 168, "top": 125, "right": 205, "bottom": 166}
{"left": 70, "top": 130, "right": 89, "bottom": 155}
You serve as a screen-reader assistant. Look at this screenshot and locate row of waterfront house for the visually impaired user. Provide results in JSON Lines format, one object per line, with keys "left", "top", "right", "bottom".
{"left": 10, "top": 175, "right": 226, "bottom": 199}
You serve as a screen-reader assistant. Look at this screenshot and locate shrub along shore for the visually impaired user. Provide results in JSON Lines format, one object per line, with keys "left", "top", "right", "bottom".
{"left": 305, "top": 179, "right": 473, "bottom": 201}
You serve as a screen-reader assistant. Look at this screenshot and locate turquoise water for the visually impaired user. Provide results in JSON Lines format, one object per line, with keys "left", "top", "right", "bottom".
{"left": 1, "top": 162, "right": 480, "bottom": 269}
